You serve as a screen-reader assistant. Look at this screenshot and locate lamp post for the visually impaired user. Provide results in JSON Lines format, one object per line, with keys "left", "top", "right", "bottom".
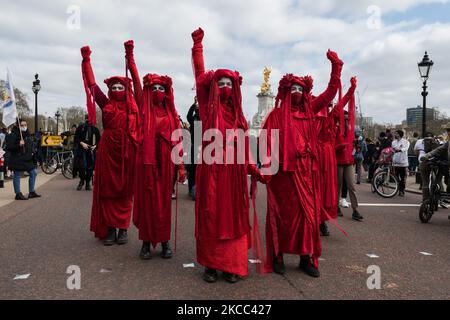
{"left": 31, "top": 74, "right": 41, "bottom": 135}
{"left": 417, "top": 51, "right": 434, "bottom": 138}
{"left": 55, "top": 110, "right": 61, "bottom": 135}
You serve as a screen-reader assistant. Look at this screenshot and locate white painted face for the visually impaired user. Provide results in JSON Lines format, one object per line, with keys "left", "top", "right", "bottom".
{"left": 111, "top": 83, "right": 125, "bottom": 91}
{"left": 291, "top": 84, "right": 303, "bottom": 93}
{"left": 218, "top": 77, "right": 232, "bottom": 89}
{"left": 152, "top": 84, "right": 166, "bottom": 92}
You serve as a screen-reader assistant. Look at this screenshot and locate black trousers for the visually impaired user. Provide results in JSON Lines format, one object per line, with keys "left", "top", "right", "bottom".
{"left": 341, "top": 176, "right": 348, "bottom": 198}
{"left": 188, "top": 164, "right": 197, "bottom": 192}
{"left": 78, "top": 151, "right": 95, "bottom": 184}
{"left": 394, "top": 167, "right": 407, "bottom": 192}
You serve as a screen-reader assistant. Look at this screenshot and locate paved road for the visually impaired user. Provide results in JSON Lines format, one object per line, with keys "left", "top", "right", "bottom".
{"left": 0, "top": 174, "right": 449, "bottom": 299}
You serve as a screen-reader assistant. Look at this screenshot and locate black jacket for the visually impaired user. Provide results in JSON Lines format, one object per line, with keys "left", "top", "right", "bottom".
{"left": 5, "top": 126, "right": 37, "bottom": 171}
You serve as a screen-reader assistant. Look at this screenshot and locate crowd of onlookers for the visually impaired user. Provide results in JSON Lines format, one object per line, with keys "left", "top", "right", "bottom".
{"left": 350, "top": 127, "right": 449, "bottom": 198}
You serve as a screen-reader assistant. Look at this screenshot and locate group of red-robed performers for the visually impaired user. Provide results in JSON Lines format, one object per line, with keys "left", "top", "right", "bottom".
{"left": 79, "top": 26, "right": 360, "bottom": 283}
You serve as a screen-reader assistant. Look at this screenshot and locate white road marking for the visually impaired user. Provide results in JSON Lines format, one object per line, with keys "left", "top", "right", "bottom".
{"left": 13, "top": 273, "right": 31, "bottom": 280}
{"left": 183, "top": 263, "right": 195, "bottom": 268}
{"left": 358, "top": 203, "right": 420, "bottom": 207}
{"left": 366, "top": 254, "right": 379, "bottom": 258}
{"left": 419, "top": 252, "right": 433, "bottom": 256}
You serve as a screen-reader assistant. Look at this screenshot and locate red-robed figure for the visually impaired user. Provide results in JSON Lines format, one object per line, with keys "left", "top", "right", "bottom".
{"left": 191, "top": 28, "right": 264, "bottom": 283}
{"left": 80, "top": 46, "right": 139, "bottom": 245}
{"left": 261, "top": 50, "right": 343, "bottom": 277}
{"left": 123, "top": 40, "right": 185, "bottom": 259}
{"left": 315, "top": 102, "right": 338, "bottom": 237}
{"left": 315, "top": 78, "right": 357, "bottom": 236}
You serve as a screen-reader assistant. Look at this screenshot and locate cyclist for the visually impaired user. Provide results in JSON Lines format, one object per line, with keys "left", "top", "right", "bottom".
{"left": 419, "top": 140, "right": 449, "bottom": 202}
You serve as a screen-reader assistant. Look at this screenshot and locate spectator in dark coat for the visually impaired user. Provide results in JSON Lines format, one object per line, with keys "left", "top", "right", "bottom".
{"left": 5, "top": 120, "right": 41, "bottom": 200}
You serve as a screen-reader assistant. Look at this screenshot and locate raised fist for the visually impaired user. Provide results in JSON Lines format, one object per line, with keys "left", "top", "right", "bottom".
{"left": 350, "top": 76, "right": 357, "bottom": 88}
{"left": 191, "top": 27, "right": 204, "bottom": 44}
{"left": 326, "top": 49, "right": 343, "bottom": 66}
{"left": 81, "top": 46, "right": 92, "bottom": 59}
{"left": 124, "top": 40, "right": 134, "bottom": 55}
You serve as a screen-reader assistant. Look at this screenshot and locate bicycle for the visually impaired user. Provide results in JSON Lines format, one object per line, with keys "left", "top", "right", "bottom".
{"left": 41, "top": 149, "right": 74, "bottom": 178}
{"left": 419, "top": 158, "right": 450, "bottom": 223}
{"left": 371, "top": 147, "right": 399, "bottom": 198}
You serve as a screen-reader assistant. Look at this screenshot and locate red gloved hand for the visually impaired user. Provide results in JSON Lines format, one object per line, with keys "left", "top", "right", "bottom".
{"left": 124, "top": 40, "right": 134, "bottom": 56}
{"left": 350, "top": 76, "right": 357, "bottom": 89}
{"left": 191, "top": 27, "right": 204, "bottom": 44}
{"left": 81, "top": 46, "right": 92, "bottom": 60}
{"left": 327, "top": 49, "right": 343, "bottom": 66}
{"left": 258, "top": 173, "right": 271, "bottom": 184}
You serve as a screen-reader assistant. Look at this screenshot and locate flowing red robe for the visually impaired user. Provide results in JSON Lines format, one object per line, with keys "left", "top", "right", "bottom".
{"left": 192, "top": 38, "right": 253, "bottom": 277}
{"left": 125, "top": 51, "right": 181, "bottom": 246}
{"left": 133, "top": 105, "right": 176, "bottom": 246}
{"left": 263, "top": 69, "right": 341, "bottom": 271}
{"left": 86, "top": 77, "right": 139, "bottom": 239}
{"left": 316, "top": 107, "right": 339, "bottom": 223}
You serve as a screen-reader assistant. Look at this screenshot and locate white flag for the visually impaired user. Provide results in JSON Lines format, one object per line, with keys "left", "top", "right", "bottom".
{"left": 1, "top": 68, "right": 18, "bottom": 127}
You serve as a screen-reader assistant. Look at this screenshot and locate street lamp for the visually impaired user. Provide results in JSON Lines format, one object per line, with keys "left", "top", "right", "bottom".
{"left": 32, "top": 74, "right": 41, "bottom": 135}
{"left": 55, "top": 110, "right": 61, "bottom": 135}
{"left": 417, "top": 51, "right": 434, "bottom": 138}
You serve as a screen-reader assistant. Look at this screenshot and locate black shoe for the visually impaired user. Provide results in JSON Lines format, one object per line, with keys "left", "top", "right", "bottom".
{"left": 161, "top": 241, "right": 173, "bottom": 259}
{"left": 15, "top": 192, "right": 28, "bottom": 200}
{"left": 139, "top": 242, "right": 151, "bottom": 260}
{"left": 320, "top": 222, "right": 330, "bottom": 237}
{"left": 85, "top": 183, "right": 92, "bottom": 191}
{"left": 116, "top": 229, "right": 128, "bottom": 245}
{"left": 203, "top": 268, "right": 218, "bottom": 283}
{"left": 103, "top": 227, "right": 116, "bottom": 246}
{"left": 272, "top": 255, "right": 286, "bottom": 275}
{"left": 352, "top": 210, "right": 364, "bottom": 221}
{"left": 77, "top": 182, "right": 84, "bottom": 191}
{"left": 222, "top": 272, "right": 240, "bottom": 283}
{"left": 337, "top": 208, "right": 343, "bottom": 217}
{"left": 28, "top": 191, "right": 41, "bottom": 199}
{"left": 299, "top": 256, "right": 320, "bottom": 278}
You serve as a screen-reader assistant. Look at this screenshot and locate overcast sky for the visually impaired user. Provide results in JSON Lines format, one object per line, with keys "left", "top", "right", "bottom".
{"left": 1, "top": 0, "right": 449, "bottom": 125}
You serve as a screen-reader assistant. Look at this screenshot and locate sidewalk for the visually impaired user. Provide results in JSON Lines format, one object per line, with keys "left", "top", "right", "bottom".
{"left": 0, "top": 170, "right": 57, "bottom": 208}
{"left": 405, "top": 174, "right": 422, "bottom": 195}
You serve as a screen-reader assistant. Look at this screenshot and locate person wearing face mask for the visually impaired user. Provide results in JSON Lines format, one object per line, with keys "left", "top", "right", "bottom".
{"left": 80, "top": 45, "right": 140, "bottom": 246}
{"left": 335, "top": 77, "right": 363, "bottom": 222}
{"left": 124, "top": 40, "right": 186, "bottom": 260}
{"left": 261, "top": 50, "right": 343, "bottom": 278}
{"left": 5, "top": 120, "right": 41, "bottom": 200}
{"left": 191, "top": 28, "right": 266, "bottom": 283}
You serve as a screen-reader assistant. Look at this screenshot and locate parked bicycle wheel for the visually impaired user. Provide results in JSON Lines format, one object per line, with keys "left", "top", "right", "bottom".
{"left": 62, "top": 157, "right": 74, "bottom": 179}
{"left": 419, "top": 199, "right": 434, "bottom": 223}
{"left": 41, "top": 157, "right": 58, "bottom": 174}
{"left": 372, "top": 170, "right": 399, "bottom": 198}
